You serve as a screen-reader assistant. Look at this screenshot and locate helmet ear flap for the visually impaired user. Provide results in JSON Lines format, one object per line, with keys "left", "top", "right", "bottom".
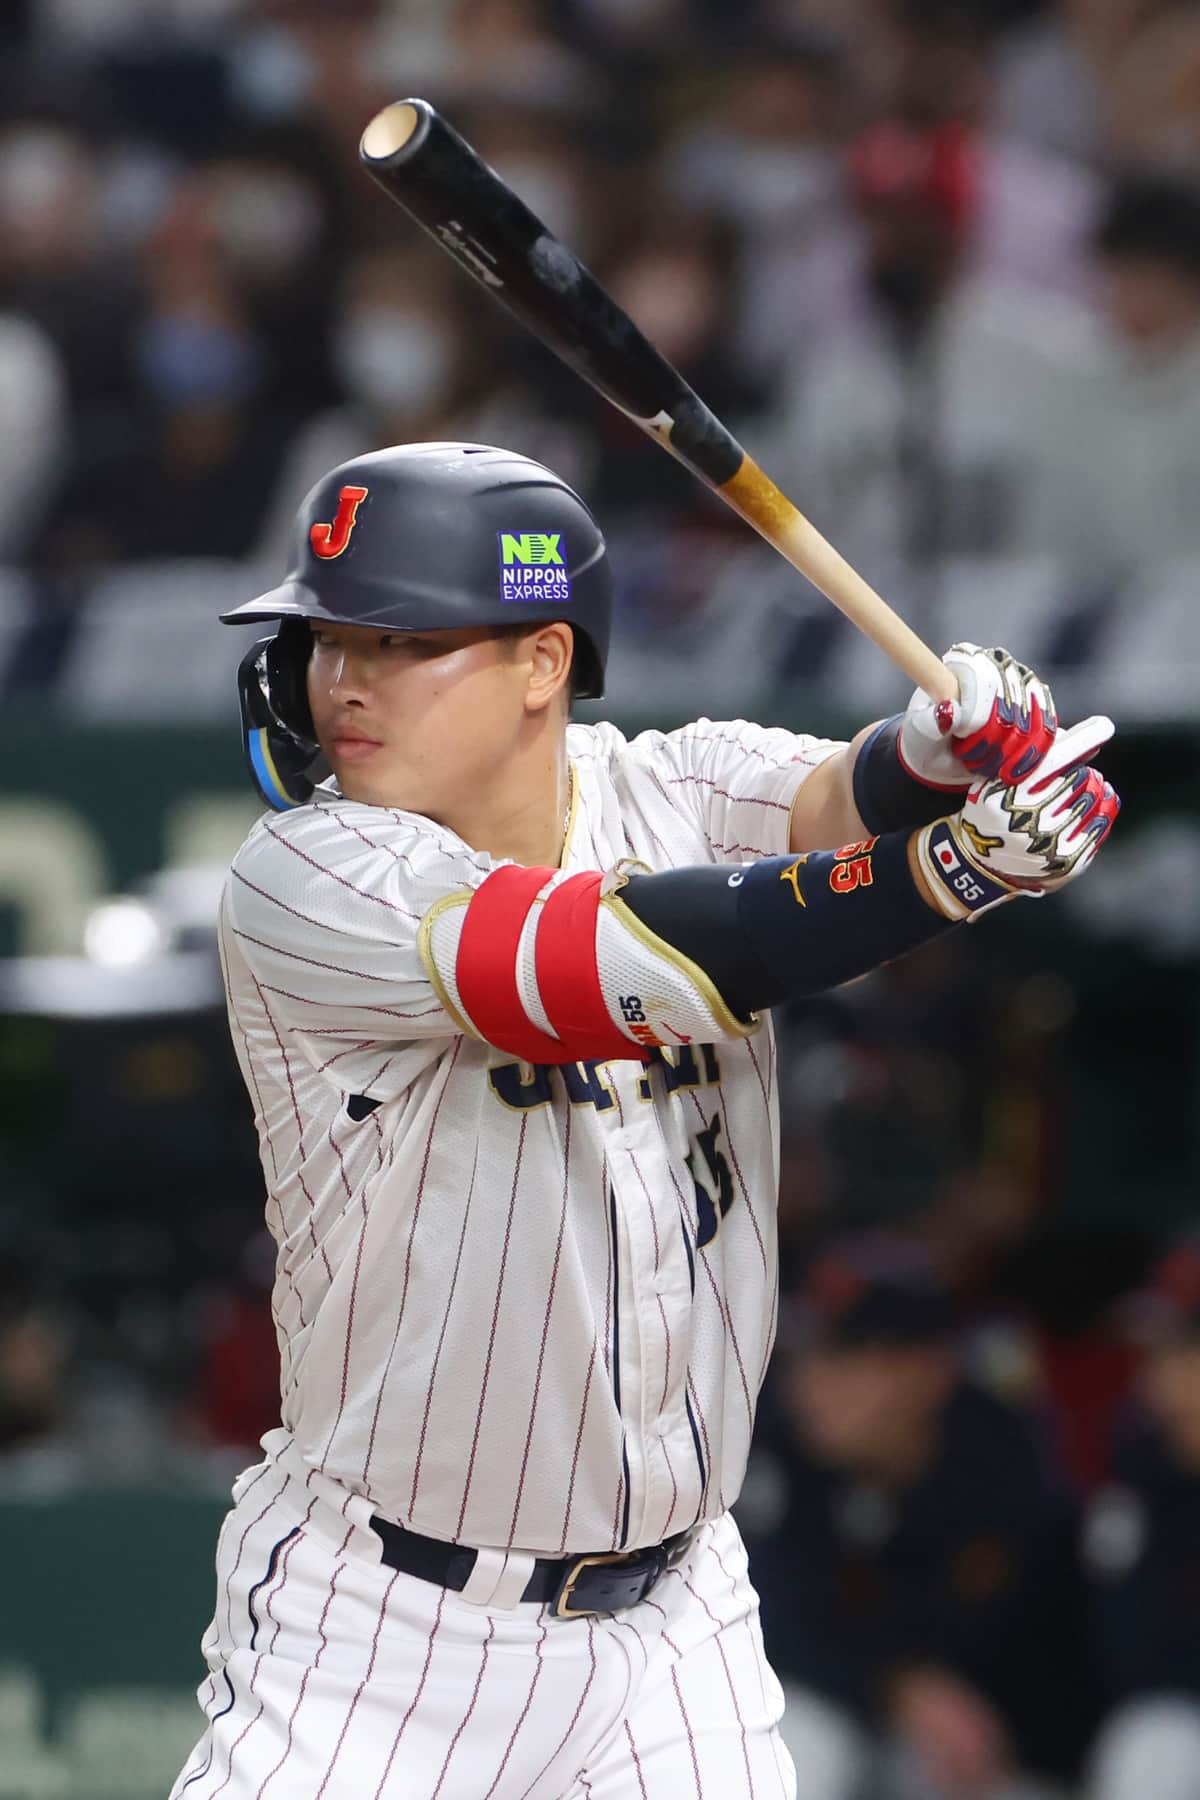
{"left": 267, "top": 617, "right": 317, "bottom": 740}
{"left": 236, "top": 622, "right": 321, "bottom": 811}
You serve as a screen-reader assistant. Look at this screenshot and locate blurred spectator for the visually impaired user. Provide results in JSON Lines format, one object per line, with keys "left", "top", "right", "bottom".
{"left": 779, "top": 935, "right": 987, "bottom": 1238}
{"left": 997, "top": 0, "right": 1200, "bottom": 165}
{"left": 661, "top": 25, "right": 854, "bottom": 379}
{"left": 1098, "top": 162, "right": 1200, "bottom": 357}
{"left": 764, "top": 116, "right": 1090, "bottom": 622}
{"left": 0, "top": 116, "right": 141, "bottom": 457}
{"left": 581, "top": 206, "right": 794, "bottom": 711}
{"left": 200, "top": 122, "right": 345, "bottom": 423}
{"left": 0, "top": 1304, "right": 68, "bottom": 1452}
{"left": 227, "top": 0, "right": 384, "bottom": 143}
{"left": 193, "top": 1229, "right": 279, "bottom": 1453}
{"left": 1100, "top": 2, "right": 1200, "bottom": 165}
{"left": 36, "top": 170, "right": 293, "bottom": 564}
{"left": 374, "top": 0, "right": 590, "bottom": 112}
{"left": 0, "top": 1239, "right": 70, "bottom": 1457}
{"left": 860, "top": 0, "right": 1099, "bottom": 301}
{"left": 441, "top": 0, "right": 587, "bottom": 102}
{"left": 556, "top": 0, "right": 694, "bottom": 63}
{"left": 1084, "top": 1235, "right": 1200, "bottom": 1800}
{"left": 0, "top": 313, "right": 67, "bottom": 559}
{"left": 1028, "top": 168, "right": 1200, "bottom": 581}
{"left": 33, "top": 0, "right": 243, "bottom": 57}
{"left": 742, "top": 1233, "right": 1086, "bottom": 1799}
{"left": 599, "top": 206, "right": 765, "bottom": 511}
{"left": 0, "top": 120, "right": 98, "bottom": 279}
{"left": 996, "top": 0, "right": 1109, "bottom": 161}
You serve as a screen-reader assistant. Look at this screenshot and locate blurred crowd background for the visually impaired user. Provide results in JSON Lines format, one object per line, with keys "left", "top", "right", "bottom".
{"left": 1, "top": 0, "right": 1199, "bottom": 1796}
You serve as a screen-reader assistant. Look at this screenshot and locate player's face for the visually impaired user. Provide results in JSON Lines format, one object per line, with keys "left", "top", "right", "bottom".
{"left": 305, "top": 621, "right": 538, "bottom": 814}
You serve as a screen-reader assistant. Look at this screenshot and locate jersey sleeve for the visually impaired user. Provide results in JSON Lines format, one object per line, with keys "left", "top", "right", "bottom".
{"left": 223, "top": 799, "right": 496, "bottom": 1048}
{"left": 627, "top": 716, "right": 845, "bottom": 861}
{"left": 225, "top": 795, "right": 771, "bottom": 1078}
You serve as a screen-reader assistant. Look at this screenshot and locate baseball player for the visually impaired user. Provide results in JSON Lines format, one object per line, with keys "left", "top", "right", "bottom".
{"left": 173, "top": 442, "right": 1118, "bottom": 1800}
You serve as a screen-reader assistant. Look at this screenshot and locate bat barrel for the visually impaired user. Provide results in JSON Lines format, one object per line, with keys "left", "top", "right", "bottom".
{"left": 359, "top": 97, "right": 956, "bottom": 703}
{"left": 358, "top": 98, "right": 745, "bottom": 488}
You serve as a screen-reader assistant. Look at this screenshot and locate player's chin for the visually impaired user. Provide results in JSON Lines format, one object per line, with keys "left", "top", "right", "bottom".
{"left": 329, "top": 759, "right": 396, "bottom": 805}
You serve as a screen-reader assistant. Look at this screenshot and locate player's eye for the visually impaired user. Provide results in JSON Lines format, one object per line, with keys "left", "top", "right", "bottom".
{"left": 381, "top": 633, "right": 437, "bottom": 654}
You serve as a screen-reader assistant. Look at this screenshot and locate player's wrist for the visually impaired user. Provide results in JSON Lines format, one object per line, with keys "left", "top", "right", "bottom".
{"left": 854, "top": 717, "right": 968, "bottom": 835}
{"left": 912, "top": 816, "right": 1018, "bottom": 922}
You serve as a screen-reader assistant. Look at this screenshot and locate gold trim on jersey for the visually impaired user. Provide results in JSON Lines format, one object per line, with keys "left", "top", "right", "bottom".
{"left": 416, "top": 890, "right": 481, "bottom": 1038}
{"left": 599, "top": 894, "right": 761, "bottom": 1044}
{"left": 487, "top": 1059, "right": 555, "bottom": 1114}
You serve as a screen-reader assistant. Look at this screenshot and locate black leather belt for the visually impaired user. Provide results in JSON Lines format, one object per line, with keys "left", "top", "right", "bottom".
{"left": 370, "top": 1515, "right": 696, "bottom": 1618}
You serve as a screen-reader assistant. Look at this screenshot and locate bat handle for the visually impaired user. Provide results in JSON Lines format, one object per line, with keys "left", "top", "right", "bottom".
{"left": 721, "top": 456, "right": 959, "bottom": 705}
{"left": 785, "top": 513, "right": 958, "bottom": 704}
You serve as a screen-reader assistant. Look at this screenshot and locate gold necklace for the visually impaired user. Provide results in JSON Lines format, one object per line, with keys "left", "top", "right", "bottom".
{"left": 559, "top": 769, "right": 574, "bottom": 863}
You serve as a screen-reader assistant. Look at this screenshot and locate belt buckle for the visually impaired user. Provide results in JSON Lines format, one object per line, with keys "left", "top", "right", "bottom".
{"left": 553, "top": 1549, "right": 638, "bottom": 1620}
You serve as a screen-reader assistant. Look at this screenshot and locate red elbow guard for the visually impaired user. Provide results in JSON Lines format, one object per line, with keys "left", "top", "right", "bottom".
{"left": 455, "top": 866, "right": 645, "bottom": 1064}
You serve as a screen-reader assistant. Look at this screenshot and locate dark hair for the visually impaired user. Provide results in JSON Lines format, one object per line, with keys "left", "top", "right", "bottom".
{"left": 1095, "top": 169, "right": 1200, "bottom": 278}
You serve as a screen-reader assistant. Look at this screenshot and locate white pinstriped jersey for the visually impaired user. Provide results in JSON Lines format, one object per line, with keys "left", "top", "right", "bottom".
{"left": 218, "top": 716, "right": 840, "bottom": 1557}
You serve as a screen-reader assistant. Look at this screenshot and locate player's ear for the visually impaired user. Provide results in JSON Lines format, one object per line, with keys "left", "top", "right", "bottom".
{"left": 524, "top": 622, "right": 573, "bottom": 715}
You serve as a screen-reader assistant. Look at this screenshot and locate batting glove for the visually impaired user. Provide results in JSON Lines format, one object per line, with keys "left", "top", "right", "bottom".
{"left": 900, "top": 643, "right": 1058, "bottom": 791}
{"left": 914, "top": 715, "right": 1120, "bottom": 921}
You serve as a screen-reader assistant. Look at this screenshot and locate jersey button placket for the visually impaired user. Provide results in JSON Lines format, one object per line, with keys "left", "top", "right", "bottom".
{"left": 615, "top": 1110, "right": 685, "bottom": 1543}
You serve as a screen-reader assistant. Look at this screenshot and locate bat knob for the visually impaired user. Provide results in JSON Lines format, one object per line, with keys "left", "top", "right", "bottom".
{"left": 360, "top": 99, "right": 428, "bottom": 165}
{"left": 934, "top": 699, "right": 956, "bottom": 736}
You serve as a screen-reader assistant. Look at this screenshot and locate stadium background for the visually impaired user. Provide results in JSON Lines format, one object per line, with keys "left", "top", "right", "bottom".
{"left": 1, "top": 0, "right": 1199, "bottom": 1795}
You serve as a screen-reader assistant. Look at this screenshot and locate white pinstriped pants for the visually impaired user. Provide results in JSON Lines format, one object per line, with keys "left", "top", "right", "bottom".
{"left": 171, "top": 1443, "right": 796, "bottom": 1799}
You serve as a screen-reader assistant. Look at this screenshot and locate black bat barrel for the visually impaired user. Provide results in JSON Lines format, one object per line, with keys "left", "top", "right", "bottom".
{"left": 359, "top": 99, "right": 744, "bottom": 488}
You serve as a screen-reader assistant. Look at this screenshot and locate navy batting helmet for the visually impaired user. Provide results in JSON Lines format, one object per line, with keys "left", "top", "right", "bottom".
{"left": 221, "top": 441, "right": 612, "bottom": 810}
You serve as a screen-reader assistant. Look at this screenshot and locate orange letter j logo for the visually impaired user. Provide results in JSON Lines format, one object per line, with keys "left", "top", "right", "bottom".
{"left": 310, "top": 485, "right": 368, "bottom": 560}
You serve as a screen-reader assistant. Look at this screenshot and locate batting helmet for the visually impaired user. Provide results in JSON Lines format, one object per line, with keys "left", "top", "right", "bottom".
{"left": 221, "top": 441, "right": 612, "bottom": 810}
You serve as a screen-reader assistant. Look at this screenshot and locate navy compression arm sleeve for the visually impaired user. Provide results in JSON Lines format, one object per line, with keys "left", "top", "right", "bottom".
{"left": 853, "top": 717, "right": 963, "bottom": 834}
{"left": 618, "top": 832, "right": 954, "bottom": 1018}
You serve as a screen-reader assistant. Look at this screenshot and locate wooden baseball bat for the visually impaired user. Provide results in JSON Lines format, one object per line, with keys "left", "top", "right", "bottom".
{"left": 359, "top": 99, "right": 957, "bottom": 706}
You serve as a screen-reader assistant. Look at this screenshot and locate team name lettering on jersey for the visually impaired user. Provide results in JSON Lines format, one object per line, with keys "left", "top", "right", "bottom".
{"left": 688, "top": 1111, "right": 735, "bottom": 1249}
{"left": 487, "top": 1044, "right": 723, "bottom": 1113}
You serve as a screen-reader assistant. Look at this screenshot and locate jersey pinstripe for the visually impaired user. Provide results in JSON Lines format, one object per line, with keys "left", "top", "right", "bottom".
{"left": 219, "top": 716, "right": 840, "bottom": 1555}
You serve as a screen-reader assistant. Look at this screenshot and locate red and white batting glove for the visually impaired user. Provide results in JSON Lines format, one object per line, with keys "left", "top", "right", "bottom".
{"left": 900, "top": 643, "right": 1058, "bottom": 791}
{"left": 914, "top": 714, "right": 1120, "bottom": 921}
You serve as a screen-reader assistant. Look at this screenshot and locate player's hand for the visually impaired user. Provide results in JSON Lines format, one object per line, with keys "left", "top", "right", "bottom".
{"left": 914, "top": 714, "right": 1120, "bottom": 920}
{"left": 900, "top": 643, "right": 1058, "bottom": 791}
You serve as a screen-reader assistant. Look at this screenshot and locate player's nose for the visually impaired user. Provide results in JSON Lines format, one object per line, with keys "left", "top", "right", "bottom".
{"left": 322, "top": 650, "right": 368, "bottom": 703}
